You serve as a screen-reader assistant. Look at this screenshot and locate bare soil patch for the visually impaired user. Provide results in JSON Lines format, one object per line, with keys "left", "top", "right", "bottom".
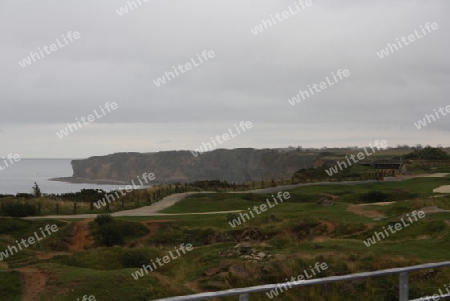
{"left": 418, "top": 206, "right": 450, "bottom": 214}
{"left": 433, "top": 185, "right": 450, "bottom": 193}
{"left": 68, "top": 219, "right": 94, "bottom": 251}
{"left": 347, "top": 204, "right": 385, "bottom": 218}
{"left": 398, "top": 173, "right": 449, "bottom": 179}
{"left": 17, "top": 268, "right": 46, "bottom": 301}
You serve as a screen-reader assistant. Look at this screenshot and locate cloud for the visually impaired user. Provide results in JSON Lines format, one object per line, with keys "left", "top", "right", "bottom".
{"left": 1, "top": 0, "right": 449, "bottom": 157}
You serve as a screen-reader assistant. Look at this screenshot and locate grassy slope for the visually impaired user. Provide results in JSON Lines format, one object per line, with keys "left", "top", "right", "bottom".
{"left": 1, "top": 177, "right": 450, "bottom": 300}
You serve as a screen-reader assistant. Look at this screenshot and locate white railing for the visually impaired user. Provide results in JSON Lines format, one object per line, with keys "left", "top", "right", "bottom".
{"left": 152, "top": 261, "right": 450, "bottom": 301}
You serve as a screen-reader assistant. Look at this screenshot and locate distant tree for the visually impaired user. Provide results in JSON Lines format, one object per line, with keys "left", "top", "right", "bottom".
{"left": 32, "top": 182, "right": 41, "bottom": 198}
{"left": 403, "top": 146, "right": 449, "bottom": 160}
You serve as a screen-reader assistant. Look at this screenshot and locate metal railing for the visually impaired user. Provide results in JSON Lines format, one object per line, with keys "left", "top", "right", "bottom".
{"left": 152, "top": 261, "right": 450, "bottom": 301}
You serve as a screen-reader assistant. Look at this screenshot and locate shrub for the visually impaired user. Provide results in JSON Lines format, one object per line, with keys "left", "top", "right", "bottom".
{"left": 96, "top": 223, "right": 124, "bottom": 247}
{"left": 0, "top": 218, "right": 31, "bottom": 234}
{"left": 0, "top": 202, "right": 38, "bottom": 217}
{"left": 362, "top": 191, "right": 388, "bottom": 203}
{"left": 94, "top": 213, "right": 113, "bottom": 226}
{"left": 119, "top": 250, "right": 150, "bottom": 268}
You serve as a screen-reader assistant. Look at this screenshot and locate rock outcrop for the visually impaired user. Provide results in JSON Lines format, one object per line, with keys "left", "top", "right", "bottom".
{"left": 68, "top": 148, "right": 317, "bottom": 184}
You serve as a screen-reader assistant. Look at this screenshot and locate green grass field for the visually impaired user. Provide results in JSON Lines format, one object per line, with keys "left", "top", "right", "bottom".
{"left": 1, "top": 176, "right": 450, "bottom": 300}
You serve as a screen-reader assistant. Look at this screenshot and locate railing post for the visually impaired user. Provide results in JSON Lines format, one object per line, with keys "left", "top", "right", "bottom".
{"left": 239, "top": 293, "right": 249, "bottom": 301}
{"left": 399, "top": 272, "right": 409, "bottom": 301}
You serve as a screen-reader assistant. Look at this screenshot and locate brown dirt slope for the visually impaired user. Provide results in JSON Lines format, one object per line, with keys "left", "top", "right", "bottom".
{"left": 68, "top": 219, "right": 94, "bottom": 251}
{"left": 17, "top": 268, "right": 46, "bottom": 301}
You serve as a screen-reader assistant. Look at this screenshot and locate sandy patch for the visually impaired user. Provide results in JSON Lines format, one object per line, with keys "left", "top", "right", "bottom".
{"left": 433, "top": 185, "right": 450, "bottom": 193}
{"left": 347, "top": 204, "right": 385, "bottom": 218}
{"left": 398, "top": 173, "right": 449, "bottom": 179}
{"left": 418, "top": 206, "right": 450, "bottom": 214}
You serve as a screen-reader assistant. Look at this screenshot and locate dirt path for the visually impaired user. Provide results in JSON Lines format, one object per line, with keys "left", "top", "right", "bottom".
{"left": 68, "top": 220, "right": 94, "bottom": 251}
{"left": 418, "top": 206, "right": 450, "bottom": 214}
{"left": 347, "top": 204, "right": 386, "bottom": 218}
{"left": 28, "top": 179, "right": 401, "bottom": 220}
{"left": 28, "top": 176, "right": 447, "bottom": 220}
{"left": 16, "top": 268, "right": 46, "bottom": 301}
{"left": 397, "top": 173, "right": 449, "bottom": 179}
{"left": 26, "top": 192, "right": 242, "bottom": 219}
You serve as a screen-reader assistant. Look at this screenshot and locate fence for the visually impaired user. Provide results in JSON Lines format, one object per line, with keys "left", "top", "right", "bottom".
{"left": 152, "top": 261, "right": 450, "bottom": 301}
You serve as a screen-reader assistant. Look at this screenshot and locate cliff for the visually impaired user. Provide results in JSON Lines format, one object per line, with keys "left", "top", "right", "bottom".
{"left": 67, "top": 149, "right": 317, "bottom": 184}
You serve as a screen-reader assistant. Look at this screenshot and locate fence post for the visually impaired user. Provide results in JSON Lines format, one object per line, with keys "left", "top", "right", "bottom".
{"left": 239, "top": 293, "right": 250, "bottom": 301}
{"left": 399, "top": 272, "right": 409, "bottom": 301}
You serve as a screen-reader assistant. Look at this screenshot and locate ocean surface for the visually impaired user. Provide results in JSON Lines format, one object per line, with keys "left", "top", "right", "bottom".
{"left": 0, "top": 159, "right": 127, "bottom": 195}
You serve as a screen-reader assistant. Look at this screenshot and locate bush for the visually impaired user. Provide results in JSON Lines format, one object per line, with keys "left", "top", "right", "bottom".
{"left": 362, "top": 191, "right": 388, "bottom": 203}
{"left": 93, "top": 215, "right": 148, "bottom": 247}
{"left": 94, "top": 213, "right": 113, "bottom": 226}
{"left": 0, "top": 202, "right": 38, "bottom": 217}
{"left": 0, "top": 218, "right": 31, "bottom": 234}
{"left": 96, "top": 223, "right": 124, "bottom": 247}
{"left": 119, "top": 250, "right": 150, "bottom": 268}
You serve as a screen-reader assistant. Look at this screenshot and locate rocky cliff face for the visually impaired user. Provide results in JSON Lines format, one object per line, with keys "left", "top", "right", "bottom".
{"left": 70, "top": 149, "right": 317, "bottom": 183}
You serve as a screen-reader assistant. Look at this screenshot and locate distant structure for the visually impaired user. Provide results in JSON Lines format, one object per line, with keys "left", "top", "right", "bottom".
{"left": 358, "top": 160, "right": 404, "bottom": 174}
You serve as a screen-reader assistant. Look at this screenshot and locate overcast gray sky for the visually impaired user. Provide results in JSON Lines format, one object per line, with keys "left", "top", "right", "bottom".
{"left": 1, "top": 0, "right": 449, "bottom": 158}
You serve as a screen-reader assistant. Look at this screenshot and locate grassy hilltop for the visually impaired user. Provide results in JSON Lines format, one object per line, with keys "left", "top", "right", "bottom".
{"left": 1, "top": 175, "right": 450, "bottom": 300}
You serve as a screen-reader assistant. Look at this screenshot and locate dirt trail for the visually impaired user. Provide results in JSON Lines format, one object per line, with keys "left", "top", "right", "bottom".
{"left": 17, "top": 268, "right": 46, "bottom": 301}
{"left": 418, "top": 206, "right": 450, "bottom": 214}
{"left": 28, "top": 175, "right": 448, "bottom": 220}
{"left": 398, "top": 173, "right": 449, "bottom": 179}
{"left": 68, "top": 220, "right": 94, "bottom": 251}
{"left": 347, "top": 204, "right": 385, "bottom": 218}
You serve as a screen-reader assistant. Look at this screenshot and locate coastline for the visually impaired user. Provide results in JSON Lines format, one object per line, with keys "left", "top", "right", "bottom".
{"left": 49, "top": 177, "right": 130, "bottom": 185}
